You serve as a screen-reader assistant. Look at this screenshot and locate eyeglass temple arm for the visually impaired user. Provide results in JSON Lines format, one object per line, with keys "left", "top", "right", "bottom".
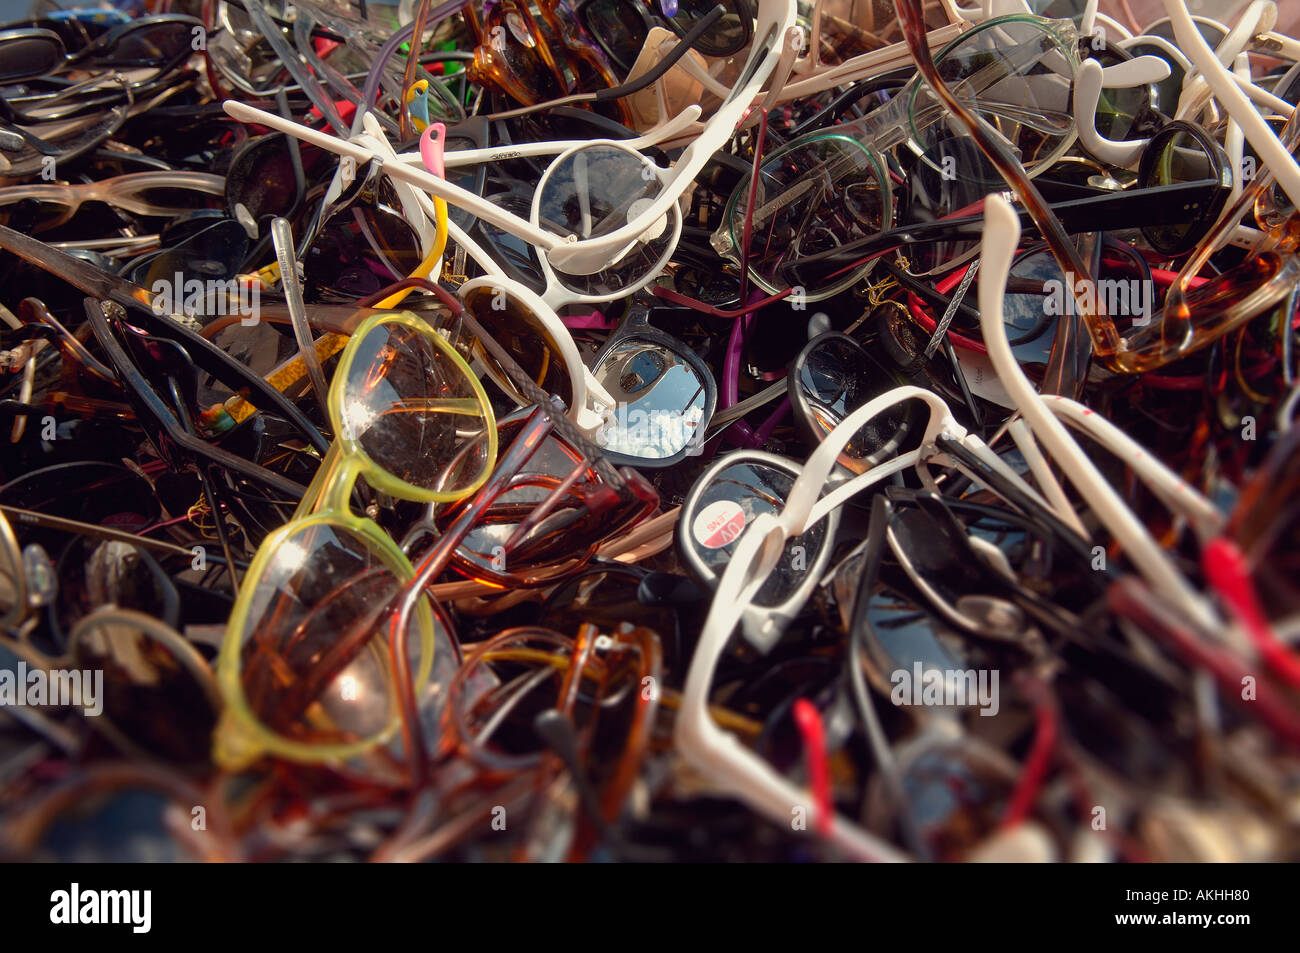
{"left": 387, "top": 407, "right": 555, "bottom": 785}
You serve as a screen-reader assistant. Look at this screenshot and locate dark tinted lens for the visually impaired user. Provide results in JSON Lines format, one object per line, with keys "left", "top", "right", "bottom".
{"left": 303, "top": 181, "right": 423, "bottom": 302}
{"left": 793, "top": 335, "right": 912, "bottom": 468}
{"left": 1139, "top": 127, "right": 1221, "bottom": 254}
{"left": 97, "top": 20, "right": 192, "bottom": 65}
{"left": 1084, "top": 49, "right": 1152, "bottom": 143}
{"left": 0, "top": 30, "right": 64, "bottom": 81}
{"left": 225, "top": 135, "right": 300, "bottom": 224}
{"left": 462, "top": 285, "right": 573, "bottom": 408}
{"left": 1146, "top": 18, "right": 1225, "bottom": 49}
{"left": 539, "top": 145, "right": 672, "bottom": 297}
{"left": 0, "top": 197, "right": 72, "bottom": 232}
{"left": 1125, "top": 42, "right": 1185, "bottom": 115}
{"left": 684, "top": 458, "right": 827, "bottom": 607}
{"left": 899, "top": 128, "right": 989, "bottom": 275}
{"left": 442, "top": 134, "right": 485, "bottom": 232}
{"left": 133, "top": 218, "right": 250, "bottom": 291}
{"left": 582, "top": 0, "right": 649, "bottom": 71}
{"left": 670, "top": 0, "right": 750, "bottom": 56}
{"left": 135, "top": 187, "right": 216, "bottom": 213}
{"left": 478, "top": 189, "right": 545, "bottom": 291}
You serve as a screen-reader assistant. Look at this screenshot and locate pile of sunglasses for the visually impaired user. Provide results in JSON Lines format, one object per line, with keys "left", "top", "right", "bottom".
{"left": 0, "top": 0, "right": 1298, "bottom": 863}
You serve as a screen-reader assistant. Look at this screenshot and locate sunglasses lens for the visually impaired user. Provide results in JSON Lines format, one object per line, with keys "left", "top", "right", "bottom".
{"left": 337, "top": 319, "right": 494, "bottom": 497}
{"left": 98, "top": 21, "right": 192, "bottom": 65}
{"left": 537, "top": 145, "right": 673, "bottom": 297}
{"left": 792, "top": 334, "right": 913, "bottom": 469}
{"left": 1139, "top": 127, "right": 1221, "bottom": 254}
{"left": 229, "top": 520, "right": 430, "bottom": 750}
{"left": 0, "top": 30, "right": 64, "bottom": 81}
{"left": 1124, "top": 42, "right": 1185, "bottom": 114}
{"left": 1003, "top": 249, "right": 1067, "bottom": 368}
{"left": 303, "top": 202, "right": 423, "bottom": 302}
{"left": 593, "top": 337, "right": 709, "bottom": 460}
{"left": 0, "top": 198, "right": 74, "bottom": 233}
{"left": 72, "top": 613, "right": 218, "bottom": 762}
{"left": 224, "top": 134, "right": 301, "bottom": 226}
{"left": 478, "top": 187, "right": 547, "bottom": 293}
{"left": 582, "top": 0, "right": 648, "bottom": 70}
{"left": 133, "top": 217, "right": 249, "bottom": 291}
{"left": 462, "top": 285, "right": 573, "bottom": 408}
{"left": 859, "top": 584, "right": 983, "bottom": 695}
{"left": 682, "top": 456, "right": 828, "bottom": 606}
{"left": 725, "top": 134, "right": 888, "bottom": 296}
{"left": 1085, "top": 51, "right": 1153, "bottom": 144}
{"left": 670, "top": 0, "right": 750, "bottom": 57}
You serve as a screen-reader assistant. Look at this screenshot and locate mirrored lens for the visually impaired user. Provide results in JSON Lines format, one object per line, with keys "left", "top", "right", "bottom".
{"left": 538, "top": 145, "right": 673, "bottom": 297}
{"left": 793, "top": 334, "right": 913, "bottom": 470}
{"left": 593, "top": 337, "right": 709, "bottom": 459}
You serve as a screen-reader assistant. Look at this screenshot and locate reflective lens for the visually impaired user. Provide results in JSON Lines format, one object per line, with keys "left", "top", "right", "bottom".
{"left": 537, "top": 144, "right": 674, "bottom": 298}
{"left": 592, "top": 336, "right": 710, "bottom": 460}
{"left": 680, "top": 455, "right": 828, "bottom": 608}
{"left": 790, "top": 333, "right": 914, "bottom": 471}
{"left": 225, "top": 520, "right": 433, "bottom": 754}
{"left": 335, "top": 318, "right": 495, "bottom": 497}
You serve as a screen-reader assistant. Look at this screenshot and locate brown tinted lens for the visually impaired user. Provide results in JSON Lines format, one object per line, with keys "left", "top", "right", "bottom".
{"left": 462, "top": 285, "right": 573, "bottom": 408}
{"left": 337, "top": 320, "right": 494, "bottom": 495}
{"left": 235, "top": 521, "right": 420, "bottom": 746}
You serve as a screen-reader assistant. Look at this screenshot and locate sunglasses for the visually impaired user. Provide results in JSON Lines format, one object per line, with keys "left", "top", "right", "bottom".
{"left": 216, "top": 309, "right": 497, "bottom": 767}
{"left": 0, "top": 14, "right": 202, "bottom": 81}
{"left": 588, "top": 300, "right": 717, "bottom": 467}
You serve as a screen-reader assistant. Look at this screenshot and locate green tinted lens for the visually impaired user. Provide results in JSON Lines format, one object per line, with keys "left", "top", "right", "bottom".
{"left": 1139, "top": 128, "right": 1220, "bottom": 253}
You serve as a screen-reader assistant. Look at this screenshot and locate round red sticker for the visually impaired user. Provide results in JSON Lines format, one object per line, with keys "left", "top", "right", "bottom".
{"left": 693, "top": 500, "right": 746, "bottom": 550}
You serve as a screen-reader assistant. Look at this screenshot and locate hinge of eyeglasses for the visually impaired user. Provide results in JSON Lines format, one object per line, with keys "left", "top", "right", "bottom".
{"left": 442, "top": 245, "right": 468, "bottom": 287}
